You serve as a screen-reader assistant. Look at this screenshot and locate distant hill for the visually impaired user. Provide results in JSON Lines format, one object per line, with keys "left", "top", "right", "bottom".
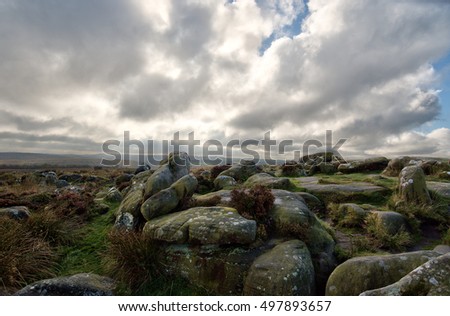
{"left": 0, "top": 152, "right": 114, "bottom": 168}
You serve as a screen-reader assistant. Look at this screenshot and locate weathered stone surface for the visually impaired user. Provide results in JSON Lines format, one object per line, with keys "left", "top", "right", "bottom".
{"left": 143, "top": 207, "right": 256, "bottom": 245}
{"left": 159, "top": 244, "right": 268, "bottom": 295}
{"left": 243, "top": 240, "right": 315, "bottom": 296}
{"left": 296, "top": 177, "right": 389, "bottom": 204}
{"left": 0, "top": 206, "right": 31, "bottom": 220}
{"left": 361, "top": 253, "right": 450, "bottom": 296}
{"left": 270, "top": 190, "right": 335, "bottom": 293}
{"left": 369, "top": 210, "right": 409, "bottom": 234}
{"left": 433, "top": 245, "right": 450, "bottom": 254}
{"left": 399, "top": 165, "right": 431, "bottom": 205}
{"left": 114, "top": 212, "right": 137, "bottom": 230}
{"left": 244, "top": 173, "right": 292, "bottom": 190}
{"left": 15, "top": 273, "right": 115, "bottom": 296}
{"left": 104, "top": 187, "right": 123, "bottom": 203}
{"left": 319, "top": 162, "right": 338, "bottom": 175}
{"left": 218, "top": 162, "right": 261, "bottom": 182}
{"left": 55, "top": 179, "right": 70, "bottom": 188}
{"left": 144, "top": 152, "right": 190, "bottom": 199}
{"left": 382, "top": 156, "right": 412, "bottom": 177}
{"left": 338, "top": 157, "right": 389, "bottom": 174}
{"left": 141, "top": 175, "right": 198, "bottom": 221}
{"left": 326, "top": 251, "right": 440, "bottom": 296}
{"left": 427, "top": 181, "right": 450, "bottom": 198}
{"left": 117, "top": 188, "right": 144, "bottom": 218}
{"left": 295, "top": 192, "right": 325, "bottom": 215}
{"left": 213, "top": 175, "right": 237, "bottom": 190}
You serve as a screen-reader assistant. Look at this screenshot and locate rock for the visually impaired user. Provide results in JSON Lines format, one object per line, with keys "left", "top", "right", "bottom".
{"left": 438, "top": 171, "right": 450, "bottom": 180}
{"left": 270, "top": 190, "right": 336, "bottom": 293}
{"left": 433, "top": 245, "right": 450, "bottom": 255}
{"left": 117, "top": 188, "right": 144, "bottom": 218}
{"left": 0, "top": 206, "right": 31, "bottom": 220}
{"left": 193, "top": 190, "right": 232, "bottom": 206}
{"left": 141, "top": 175, "right": 198, "bottom": 221}
{"left": 300, "top": 152, "right": 341, "bottom": 164}
{"left": 141, "top": 188, "right": 180, "bottom": 220}
{"left": 368, "top": 210, "right": 409, "bottom": 235}
{"left": 104, "top": 187, "right": 123, "bottom": 203}
{"left": 426, "top": 181, "right": 450, "bottom": 198}
{"left": 419, "top": 160, "right": 449, "bottom": 175}
{"left": 55, "top": 180, "right": 70, "bottom": 188}
{"left": 134, "top": 165, "right": 150, "bottom": 175}
{"left": 59, "top": 174, "right": 83, "bottom": 183}
{"left": 382, "top": 156, "right": 411, "bottom": 177}
{"left": 243, "top": 240, "right": 315, "bottom": 296}
{"left": 338, "top": 157, "right": 389, "bottom": 174}
{"left": 361, "top": 253, "right": 450, "bottom": 296}
{"left": 115, "top": 174, "right": 133, "bottom": 186}
{"left": 295, "top": 192, "right": 325, "bottom": 215}
{"left": 213, "top": 175, "right": 237, "bottom": 190}
{"left": 160, "top": 243, "right": 268, "bottom": 295}
{"left": 114, "top": 212, "right": 136, "bottom": 230}
{"left": 143, "top": 206, "right": 256, "bottom": 245}
{"left": 144, "top": 152, "right": 190, "bottom": 199}
{"left": 218, "top": 162, "right": 261, "bottom": 182}
{"left": 296, "top": 177, "right": 390, "bottom": 204}
{"left": 331, "top": 203, "right": 368, "bottom": 228}
{"left": 399, "top": 165, "right": 431, "bottom": 205}
{"left": 279, "top": 162, "right": 305, "bottom": 177}
{"left": 244, "top": 173, "right": 292, "bottom": 190}
{"left": 14, "top": 273, "right": 115, "bottom": 296}
{"left": 318, "top": 162, "right": 338, "bottom": 175}
{"left": 326, "top": 250, "right": 440, "bottom": 295}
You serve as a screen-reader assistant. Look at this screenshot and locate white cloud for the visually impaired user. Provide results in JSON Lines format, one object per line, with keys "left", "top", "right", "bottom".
{"left": 0, "top": 0, "right": 449, "bottom": 158}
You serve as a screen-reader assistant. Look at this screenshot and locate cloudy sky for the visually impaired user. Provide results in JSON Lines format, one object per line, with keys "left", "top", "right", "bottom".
{"left": 0, "top": 0, "right": 450, "bottom": 159}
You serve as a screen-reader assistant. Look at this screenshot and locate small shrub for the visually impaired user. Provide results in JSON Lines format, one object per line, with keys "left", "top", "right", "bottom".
{"left": 106, "top": 230, "right": 162, "bottom": 292}
{"left": 365, "top": 213, "right": 412, "bottom": 251}
{"left": 210, "top": 165, "right": 231, "bottom": 180}
{"left": 230, "top": 185, "right": 275, "bottom": 239}
{"left": 0, "top": 217, "right": 57, "bottom": 292}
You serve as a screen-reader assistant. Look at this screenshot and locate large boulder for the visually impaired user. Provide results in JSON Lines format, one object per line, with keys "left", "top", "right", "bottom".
{"left": 244, "top": 173, "right": 292, "bottom": 190}
{"left": 213, "top": 175, "right": 237, "bottom": 190}
{"left": 330, "top": 203, "right": 367, "bottom": 228}
{"left": 338, "top": 157, "right": 389, "bottom": 174}
{"left": 270, "top": 190, "right": 336, "bottom": 293}
{"left": 361, "top": 253, "right": 450, "bottom": 296}
{"left": 143, "top": 206, "right": 256, "bottom": 245}
{"left": 368, "top": 210, "right": 409, "bottom": 235}
{"left": 144, "top": 152, "right": 190, "bottom": 199}
{"left": 398, "top": 165, "right": 431, "bottom": 205}
{"left": 382, "top": 156, "right": 411, "bottom": 177}
{"left": 218, "top": 160, "right": 261, "bottom": 182}
{"left": 14, "top": 273, "right": 115, "bottom": 296}
{"left": 0, "top": 206, "right": 31, "bottom": 220}
{"left": 243, "top": 240, "right": 315, "bottom": 296}
{"left": 104, "top": 187, "right": 123, "bottom": 203}
{"left": 326, "top": 250, "right": 440, "bottom": 295}
{"left": 141, "top": 175, "right": 198, "bottom": 221}
{"left": 159, "top": 243, "right": 268, "bottom": 295}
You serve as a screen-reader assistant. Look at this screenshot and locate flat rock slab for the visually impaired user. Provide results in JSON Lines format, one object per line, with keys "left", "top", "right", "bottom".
{"left": 427, "top": 181, "right": 450, "bottom": 198}
{"left": 143, "top": 206, "right": 256, "bottom": 245}
{"left": 295, "top": 177, "right": 389, "bottom": 203}
{"left": 15, "top": 273, "right": 115, "bottom": 296}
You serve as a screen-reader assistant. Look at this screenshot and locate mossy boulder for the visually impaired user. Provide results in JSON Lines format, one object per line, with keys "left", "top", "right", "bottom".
{"left": 243, "top": 240, "right": 315, "bottom": 295}
{"left": 159, "top": 244, "right": 268, "bottom": 295}
{"left": 218, "top": 161, "right": 261, "bottom": 182}
{"left": 361, "top": 253, "right": 450, "bottom": 296}
{"left": 326, "top": 250, "right": 440, "bottom": 295}
{"left": 269, "top": 190, "right": 335, "bottom": 293}
{"left": 368, "top": 210, "right": 409, "bottom": 235}
{"left": 141, "top": 175, "right": 198, "bottom": 221}
{"left": 382, "top": 156, "right": 411, "bottom": 177}
{"left": 244, "top": 173, "right": 292, "bottom": 190}
{"left": 338, "top": 157, "right": 389, "bottom": 174}
{"left": 213, "top": 175, "right": 237, "bottom": 190}
{"left": 143, "top": 206, "right": 257, "bottom": 245}
{"left": 144, "top": 152, "right": 190, "bottom": 199}
{"left": 398, "top": 165, "right": 431, "bottom": 205}
{"left": 117, "top": 188, "right": 144, "bottom": 218}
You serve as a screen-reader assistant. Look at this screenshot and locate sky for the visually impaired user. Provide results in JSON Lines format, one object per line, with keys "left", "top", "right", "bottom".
{"left": 0, "top": 0, "right": 450, "bottom": 160}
